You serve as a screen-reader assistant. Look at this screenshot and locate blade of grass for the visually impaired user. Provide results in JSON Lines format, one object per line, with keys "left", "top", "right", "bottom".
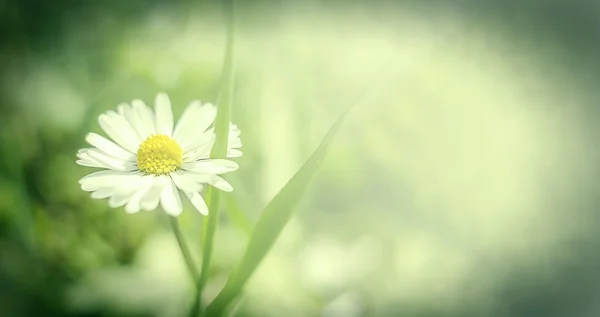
{"left": 190, "top": 0, "right": 237, "bottom": 315}
{"left": 204, "top": 86, "right": 372, "bottom": 316}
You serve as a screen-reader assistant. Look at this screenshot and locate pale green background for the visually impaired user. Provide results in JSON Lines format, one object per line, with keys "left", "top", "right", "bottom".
{"left": 1, "top": 1, "right": 600, "bottom": 316}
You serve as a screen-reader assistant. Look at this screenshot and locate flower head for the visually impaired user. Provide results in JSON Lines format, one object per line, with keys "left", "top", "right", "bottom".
{"left": 77, "top": 93, "right": 242, "bottom": 216}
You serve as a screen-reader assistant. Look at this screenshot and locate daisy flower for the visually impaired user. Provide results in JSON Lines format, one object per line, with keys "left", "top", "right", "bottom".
{"left": 77, "top": 93, "right": 242, "bottom": 216}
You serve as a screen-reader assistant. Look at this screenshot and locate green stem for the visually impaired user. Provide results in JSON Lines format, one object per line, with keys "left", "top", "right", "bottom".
{"left": 188, "top": 288, "right": 201, "bottom": 317}
{"left": 191, "top": 0, "right": 236, "bottom": 315}
{"left": 198, "top": 188, "right": 222, "bottom": 311}
{"left": 169, "top": 216, "right": 199, "bottom": 282}
{"left": 188, "top": 188, "right": 211, "bottom": 317}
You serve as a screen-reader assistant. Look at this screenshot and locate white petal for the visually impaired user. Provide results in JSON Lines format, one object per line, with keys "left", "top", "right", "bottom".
{"left": 77, "top": 149, "right": 136, "bottom": 170}
{"left": 173, "top": 101, "right": 217, "bottom": 150}
{"left": 208, "top": 175, "right": 234, "bottom": 192}
{"left": 108, "top": 192, "right": 133, "bottom": 208}
{"left": 108, "top": 111, "right": 143, "bottom": 146}
{"left": 90, "top": 188, "right": 112, "bottom": 199}
{"left": 85, "top": 133, "right": 134, "bottom": 159}
{"left": 132, "top": 99, "right": 156, "bottom": 137}
{"left": 79, "top": 170, "right": 125, "bottom": 183}
{"left": 120, "top": 101, "right": 149, "bottom": 140}
{"left": 171, "top": 172, "right": 204, "bottom": 193}
{"left": 182, "top": 159, "right": 238, "bottom": 174}
{"left": 228, "top": 124, "right": 243, "bottom": 150}
{"left": 77, "top": 148, "right": 119, "bottom": 170}
{"left": 98, "top": 111, "right": 141, "bottom": 152}
{"left": 77, "top": 158, "right": 105, "bottom": 169}
{"left": 183, "top": 173, "right": 233, "bottom": 192}
{"left": 183, "top": 131, "right": 215, "bottom": 160}
{"left": 184, "top": 191, "right": 209, "bottom": 215}
{"left": 141, "top": 179, "right": 163, "bottom": 211}
{"left": 117, "top": 102, "right": 134, "bottom": 123}
{"left": 125, "top": 176, "right": 155, "bottom": 214}
{"left": 79, "top": 171, "right": 139, "bottom": 191}
{"left": 182, "top": 123, "right": 241, "bottom": 160}
{"left": 107, "top": 175, "right": 151, "bottom": 208}
{"left": 227, "top": 149, "right": 243, "bottom": 158}
{"left": 86, "top": 149, "right": 136, "bottom": 171}
{"left": 228, "top": 136, "right": 243, "bottom": 149}
{"left": 155, "top": 93, "right": 174, "bottom": 136}
{"left": 229, "top": 123, "right": 242, "bottom": 138}
{"left": 160, "top": 179, "right": 183, "bottom": 216}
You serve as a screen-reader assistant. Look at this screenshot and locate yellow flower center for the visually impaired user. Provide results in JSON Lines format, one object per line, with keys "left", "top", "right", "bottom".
{"left": 136, "top": 134, "right": 183, "bottom": 175}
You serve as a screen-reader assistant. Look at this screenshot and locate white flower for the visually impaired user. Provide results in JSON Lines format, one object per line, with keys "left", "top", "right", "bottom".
{"left": 76, "top": 93, "right": 242, "bottom": 216}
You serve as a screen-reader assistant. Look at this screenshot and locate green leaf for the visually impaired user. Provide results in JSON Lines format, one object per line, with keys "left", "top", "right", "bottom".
{"left": 204, "top": 98, "right": 362, "bottom": 316}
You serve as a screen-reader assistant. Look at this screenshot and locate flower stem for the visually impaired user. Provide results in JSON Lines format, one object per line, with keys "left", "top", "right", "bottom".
{"left": 169, "top": 216, "right": 199, "bottom": 282}
{"left": 191, "top": 0, "right": 237, "bottom": 315}
{"left": 198, "top": 187, "right": 222, "bottom": 312}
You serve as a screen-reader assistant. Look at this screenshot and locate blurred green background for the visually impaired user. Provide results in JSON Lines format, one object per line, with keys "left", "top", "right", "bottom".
{"left": 2, "top": 0, "right": 600, "bottom": 316}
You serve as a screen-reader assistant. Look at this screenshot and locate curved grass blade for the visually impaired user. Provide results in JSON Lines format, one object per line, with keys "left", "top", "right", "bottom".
{"left": 204, "top": 92, "right": 368, "bottom": 316}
